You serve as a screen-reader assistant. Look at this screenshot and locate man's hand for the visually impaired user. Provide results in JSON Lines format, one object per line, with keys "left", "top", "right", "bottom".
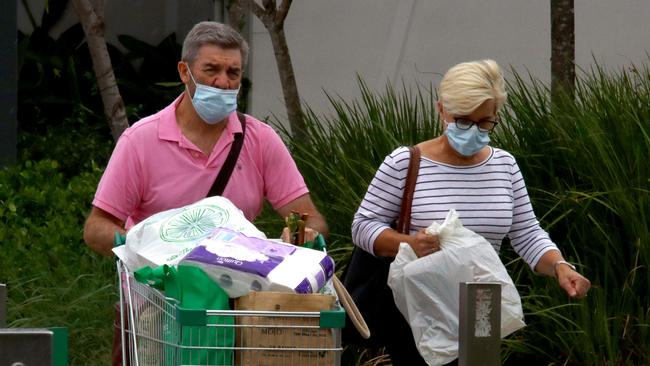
{"left": 281, "top": 226, "right": 319, "bottom": 244}
{"left": 276, "top": 194, "right": 328, "bottom": 244}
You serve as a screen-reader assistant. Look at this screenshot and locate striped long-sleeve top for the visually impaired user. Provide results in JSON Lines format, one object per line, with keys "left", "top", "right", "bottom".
{"left": 351, "top": 146, "right": 559, "bottom": 270}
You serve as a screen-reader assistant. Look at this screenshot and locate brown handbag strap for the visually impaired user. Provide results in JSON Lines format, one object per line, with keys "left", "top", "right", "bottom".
{"left": 207, "top": 112, "right": 247, "bottom": 197}
{"left": 396, "top": 146, "right": 421, "bottom": 234}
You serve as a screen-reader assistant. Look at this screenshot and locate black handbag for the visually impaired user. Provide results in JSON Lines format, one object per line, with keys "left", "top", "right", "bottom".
{"left": 342, "top": 146, "right": 421, "bottom": 351}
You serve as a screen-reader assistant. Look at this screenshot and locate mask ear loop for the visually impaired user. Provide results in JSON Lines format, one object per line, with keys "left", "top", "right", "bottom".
{"left": 185, "top": 62, "right": 199, "bottom": 88}
{"left": 184, "top": 62, "right": 203, "bottom": 102}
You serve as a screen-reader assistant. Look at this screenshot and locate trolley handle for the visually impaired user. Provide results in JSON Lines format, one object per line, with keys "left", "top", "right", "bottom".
{"left": 114, "top": 232, "right": 126, "bottom": 248}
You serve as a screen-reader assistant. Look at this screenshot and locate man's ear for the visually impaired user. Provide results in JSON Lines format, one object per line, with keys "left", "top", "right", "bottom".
{"left": 178, "top": 61, "right": 189, "bottom": 84}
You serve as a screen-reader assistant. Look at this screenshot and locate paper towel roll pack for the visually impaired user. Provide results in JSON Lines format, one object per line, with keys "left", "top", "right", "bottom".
{"left": 180, "top": 228, "right": 336, "bottom": 298}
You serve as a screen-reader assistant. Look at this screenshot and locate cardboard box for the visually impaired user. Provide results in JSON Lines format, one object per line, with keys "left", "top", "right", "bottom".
{"left": 234, "top": 291, "right": 339, "bottom": 366}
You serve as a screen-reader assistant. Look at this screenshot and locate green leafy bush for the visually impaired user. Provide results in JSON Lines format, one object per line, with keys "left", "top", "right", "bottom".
{"left": 18, "top": 106, "right": 114, "bottom": 177}
{"left": 0, "top": 159, "right": 115, "bottom": 364}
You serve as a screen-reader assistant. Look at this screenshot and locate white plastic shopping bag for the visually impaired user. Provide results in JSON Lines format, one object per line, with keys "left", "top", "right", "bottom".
{"left": 113, "top": 196, "right": 266, "bottom": 270}
{"left": 387, "top": 209, "right": 526, "bottom": 366}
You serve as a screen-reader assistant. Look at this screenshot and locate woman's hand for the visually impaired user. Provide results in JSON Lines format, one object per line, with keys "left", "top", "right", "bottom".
{"left": 407, "top": 228, "right": 440, "bottom": 258}
{"left": 555, "top": 263, "right": 591, "bottom": 299}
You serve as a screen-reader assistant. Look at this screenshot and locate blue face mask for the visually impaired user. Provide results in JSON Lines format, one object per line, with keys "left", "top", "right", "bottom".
{"left": 444, "top": 121, "right": 491, "bottom": 156}
{"left": 186, "top": 65, "right": 239, "bottom": 125}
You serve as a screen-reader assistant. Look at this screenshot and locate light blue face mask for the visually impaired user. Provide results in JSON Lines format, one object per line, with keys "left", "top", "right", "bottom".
{"left": 186, "top": 64, "right": 239, "bottom": 125}
{"left": 444, "top": 121, "right": 491, "bottom": 156}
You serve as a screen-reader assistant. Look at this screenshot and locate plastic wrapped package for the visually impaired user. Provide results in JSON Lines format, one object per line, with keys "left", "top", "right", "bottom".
{"left": 113, "top": 196, "right": 266, "bottom": 270}
{"left": 180, "top": 228, "right": 335, "bottom": 298}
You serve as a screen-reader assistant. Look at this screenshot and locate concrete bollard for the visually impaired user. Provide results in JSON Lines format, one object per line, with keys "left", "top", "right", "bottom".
{"left": 0, "top": 328, "right": 53, "bottom": 365}
{"left": 459, "top": 282, "right": 501, "bottom": 366}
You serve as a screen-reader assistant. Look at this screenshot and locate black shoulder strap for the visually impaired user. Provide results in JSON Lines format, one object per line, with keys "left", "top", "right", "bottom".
{"left": 207, "top": 112, "right": 247, "bottom": 197}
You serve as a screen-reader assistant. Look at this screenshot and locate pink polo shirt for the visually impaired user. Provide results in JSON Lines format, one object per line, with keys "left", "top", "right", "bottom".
{"left": 93, "top": 95, "right": 309, "bottom": 228}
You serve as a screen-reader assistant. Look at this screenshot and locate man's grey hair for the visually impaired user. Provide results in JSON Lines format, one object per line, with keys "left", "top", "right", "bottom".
{"left": 182, "top": 21, "right": 249, "bottom": 67}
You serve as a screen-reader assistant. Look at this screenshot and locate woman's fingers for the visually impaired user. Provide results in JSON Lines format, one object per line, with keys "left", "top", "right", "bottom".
{"left": 412, "top": 229, "right": 440, "bottom": 257}
{"left": 573, "top": 277, "right": 591, "bottom": 298}
{"left": 560, "top": 272, "right": 591, "bottom": 299}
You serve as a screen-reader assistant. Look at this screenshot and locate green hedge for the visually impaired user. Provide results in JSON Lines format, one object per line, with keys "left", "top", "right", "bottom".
{"left": 0, "top": 159, "right": 115, "bottom": 364}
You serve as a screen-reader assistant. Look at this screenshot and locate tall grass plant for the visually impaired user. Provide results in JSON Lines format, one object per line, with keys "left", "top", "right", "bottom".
{"left": 277, "top": 64, "right": 650, "bottom": 364}
{"left": 495, "top": 63, "right": 650, "bottom": 365}
{"left": 274, "top": 77, "right": 439, "bottom": 265}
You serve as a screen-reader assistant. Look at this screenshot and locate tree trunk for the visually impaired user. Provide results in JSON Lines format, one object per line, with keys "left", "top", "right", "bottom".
{"left": 239, "top": 0, "right": 307, "bottom": 141}
{"left": 267, "top": 25, "right": 306, "bottom": 141}
{"left": 71, "top": 0, "right": 129, "bottom": 141}
{"left": 551, "top": 0, "right": 575, "bottom": 101}
{"left": 227, "top": 0, "right": 246, "bottom": 31}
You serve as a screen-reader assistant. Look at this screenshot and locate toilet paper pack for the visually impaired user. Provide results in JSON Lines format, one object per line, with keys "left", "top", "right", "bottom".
{"left": 180, "top": 228, "right": 335, "bottom": 298}
{"left": 114, "top": 196, "right": 266, "bottom": 271}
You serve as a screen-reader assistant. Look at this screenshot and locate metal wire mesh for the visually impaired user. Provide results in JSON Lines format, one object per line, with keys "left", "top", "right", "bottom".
{"left": 118, "top": 261, "right": 342, "bottom": 366}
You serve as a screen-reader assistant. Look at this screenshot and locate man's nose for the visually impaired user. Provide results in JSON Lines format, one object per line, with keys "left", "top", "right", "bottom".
{"left": 211, "top": 73, "right": 230, "bottom": 89}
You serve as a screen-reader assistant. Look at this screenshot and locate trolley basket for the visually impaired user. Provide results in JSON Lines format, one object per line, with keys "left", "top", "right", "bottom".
{"left": 117, "top": 260, "right": 344, "bottom": 366}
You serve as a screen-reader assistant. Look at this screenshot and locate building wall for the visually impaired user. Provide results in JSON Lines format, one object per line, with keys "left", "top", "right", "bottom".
{"left": 249, "top": 0, "right": 650, "bottom": 123}
{"left": 17, "top": 0, "right": 650, "bottom": 126}
{"left": 575, "top": 0, "right": 650, "bottom": 69}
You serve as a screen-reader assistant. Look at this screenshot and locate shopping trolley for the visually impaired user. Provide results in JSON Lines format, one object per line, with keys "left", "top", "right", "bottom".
{"left": 117, "top": 260, "right": 345, "bottom": 366}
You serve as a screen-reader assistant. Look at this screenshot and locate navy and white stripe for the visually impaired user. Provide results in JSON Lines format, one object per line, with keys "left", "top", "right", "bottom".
{"left": 351, "top": 146, "right": 559, "bottom": 270}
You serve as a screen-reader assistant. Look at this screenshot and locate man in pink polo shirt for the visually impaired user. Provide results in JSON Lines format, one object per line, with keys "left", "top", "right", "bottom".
{"left": 83, "top": 21, "right": 328, "bottom": 257}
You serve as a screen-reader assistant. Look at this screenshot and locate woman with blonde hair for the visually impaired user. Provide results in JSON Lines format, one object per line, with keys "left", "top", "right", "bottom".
{"left": 348, "top": 60, "right": 591, "bottom": 365}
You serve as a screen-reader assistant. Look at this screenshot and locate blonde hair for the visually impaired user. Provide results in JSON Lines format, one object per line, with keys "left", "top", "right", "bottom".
{"left": 438, "top": 59, "right": 507, "bottom": 116}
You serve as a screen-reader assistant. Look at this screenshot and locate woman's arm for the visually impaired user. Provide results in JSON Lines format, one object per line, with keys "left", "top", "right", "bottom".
{"left": 352, "top": 148, "right": 439, "bottom": 258}
{"left": 373, "top": 228, "right": 439, "bottom": 258}
{"left": 507, "top": 158, "right": 591, "bottom": 298}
